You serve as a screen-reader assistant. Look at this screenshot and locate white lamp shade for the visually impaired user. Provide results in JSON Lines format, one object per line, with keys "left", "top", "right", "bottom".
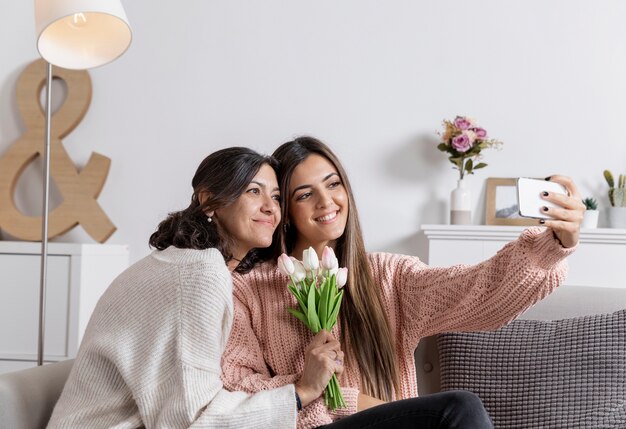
{"left": 35, "top": 0, "right": 132, "bottom": 70}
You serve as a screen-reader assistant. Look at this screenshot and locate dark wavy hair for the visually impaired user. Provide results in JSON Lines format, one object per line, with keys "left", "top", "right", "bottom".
{"left": 149, "top": 147, "right": 278, "bottom": 274}
{"left": 271, "top": 136, "right": 400, "bottom": 401}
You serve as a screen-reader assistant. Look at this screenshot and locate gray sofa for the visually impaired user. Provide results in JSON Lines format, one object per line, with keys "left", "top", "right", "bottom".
{"left": 415, "top": 285, "right": 626, "bottom": 395}
{"left": 0, "top": 358, "right": 73, "bottom": 429}
{"left": 416, "top": 285, "right": 626, "bottom": 428}
{"left": 1, "top": 286, "right": 625, "bottom": 428}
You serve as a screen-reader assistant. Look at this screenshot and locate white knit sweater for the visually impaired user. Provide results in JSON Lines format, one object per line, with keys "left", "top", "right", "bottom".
{"left": 47, "top": 246, "right": 297, "bottom": 429}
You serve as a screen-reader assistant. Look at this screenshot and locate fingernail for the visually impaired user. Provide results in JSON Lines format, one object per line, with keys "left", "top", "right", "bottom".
{"left": 539, "top": 219, "right": 546, "bottom": 225}
{"left": 542, "top": 191, "right": 549, "bottom": 197}
{"left": 542, "top": 206, "right": 549, "bottom": 212}
{"left": 545, "top": 176, "right": 552, "bottom": 181}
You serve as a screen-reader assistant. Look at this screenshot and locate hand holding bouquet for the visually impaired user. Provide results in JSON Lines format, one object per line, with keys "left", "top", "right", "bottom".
{"left": 277, "top": 246, "right": 347, "bottom": 410}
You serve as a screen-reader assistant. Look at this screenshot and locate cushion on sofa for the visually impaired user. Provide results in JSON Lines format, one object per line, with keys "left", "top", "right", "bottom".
{"left": 437, "top": 309, "right": 626, "bottom": 429}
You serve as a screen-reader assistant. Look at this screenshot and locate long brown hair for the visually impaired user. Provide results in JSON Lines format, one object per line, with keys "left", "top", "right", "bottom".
{"left": 149, "top": 147, "right": 278, "bottom": 274}
{"left": 272, "top": 136, "right": 400, "bottom": 401}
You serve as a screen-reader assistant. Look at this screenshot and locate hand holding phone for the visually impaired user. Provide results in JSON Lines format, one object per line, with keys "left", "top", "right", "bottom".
{"left": 517, "top": 177, "right": 568, "bottom": 219}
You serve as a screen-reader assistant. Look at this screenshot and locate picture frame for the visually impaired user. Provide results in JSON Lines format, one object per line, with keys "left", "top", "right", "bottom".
{"left": 485, "top": 178, "right": 536, "bottom": 226}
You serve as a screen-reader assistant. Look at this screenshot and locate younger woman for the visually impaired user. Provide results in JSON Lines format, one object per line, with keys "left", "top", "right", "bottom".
{"left": 221, "top": 137, "right": 584, "bottom": 428}
{"left": 48, "top": 147, "right": 343, "bottom": 429}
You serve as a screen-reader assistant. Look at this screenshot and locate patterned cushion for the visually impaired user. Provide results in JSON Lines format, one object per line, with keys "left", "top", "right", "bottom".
{"left": 437, "top": 310, "right": 626, "bottom": 429}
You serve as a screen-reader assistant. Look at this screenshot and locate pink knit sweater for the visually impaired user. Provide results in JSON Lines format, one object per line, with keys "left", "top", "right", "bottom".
{"left": 221, "top": 228, "right": 574, "bottom": 428}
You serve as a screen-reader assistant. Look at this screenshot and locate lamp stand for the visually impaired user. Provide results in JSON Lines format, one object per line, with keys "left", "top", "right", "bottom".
{"left": 37, "top": 61, "right": 53, "bottom": 367}
{"left": 34, "top": 0, "right": 132, "bottom": 366}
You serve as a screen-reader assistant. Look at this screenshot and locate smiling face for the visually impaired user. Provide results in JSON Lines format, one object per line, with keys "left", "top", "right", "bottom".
{"left": 214, "top": 164, "right": 281, "bottom": 260}
{"left": 288, "top": 154, "right": 349, "bottom": 258}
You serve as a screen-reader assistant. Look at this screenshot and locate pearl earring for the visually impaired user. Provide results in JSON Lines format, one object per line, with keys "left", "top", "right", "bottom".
{"left": 207, "top": 215, "right": 213, "bottom": 223}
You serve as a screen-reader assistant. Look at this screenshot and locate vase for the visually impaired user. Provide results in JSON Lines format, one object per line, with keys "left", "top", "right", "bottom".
{"left": 450, "top": 179, "right": 471, "bottom": 225}
{"left": 608, "top": 207, "right": 626, "bottom": 229}
{"left": 581, "top": 210, "right": 599, "bottom": 229}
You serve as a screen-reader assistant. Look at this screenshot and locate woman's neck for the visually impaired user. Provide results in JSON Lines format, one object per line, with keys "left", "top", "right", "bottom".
{"left": 227, "top": 258, "right": 241, "bottom": 272}
{"left": 227, "top": 248, "right": 247, "bottom": 272}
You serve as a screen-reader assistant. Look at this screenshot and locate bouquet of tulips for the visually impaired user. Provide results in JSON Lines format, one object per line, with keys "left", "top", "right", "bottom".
{"left": 277, "top": 246, "right": 347, "bottom": 411}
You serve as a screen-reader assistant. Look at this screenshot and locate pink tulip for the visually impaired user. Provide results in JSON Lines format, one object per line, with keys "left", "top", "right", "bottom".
{"left": 321, "top": 247, "right": 339, "bottom": 271}
{"left": 277, "top": 253, "right": 295, "bottom": 277}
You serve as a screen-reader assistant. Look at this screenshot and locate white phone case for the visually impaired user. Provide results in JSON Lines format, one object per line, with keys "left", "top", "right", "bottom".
{"left": 517, "top": 177, "right": 567, "bottom": 219}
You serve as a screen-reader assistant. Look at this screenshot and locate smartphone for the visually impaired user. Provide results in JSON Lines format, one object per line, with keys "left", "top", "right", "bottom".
{"left": 517, "top": 177, "right": 567, "bottom": 219}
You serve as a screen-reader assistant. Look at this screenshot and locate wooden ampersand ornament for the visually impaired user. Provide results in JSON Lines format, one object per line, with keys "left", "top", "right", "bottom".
{"left": 0, "top": 58, "right": 116, "bottom": 243}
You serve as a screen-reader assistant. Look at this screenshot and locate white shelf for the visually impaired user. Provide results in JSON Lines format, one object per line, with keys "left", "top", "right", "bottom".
{"left": 422, "top": 225, "right": 626, "bottom": 244}
{"left": 0, "top": 240, "right": 129, "bottom": 255}
{"left": 421, "top": 224, "right": 626, "bottom": 290}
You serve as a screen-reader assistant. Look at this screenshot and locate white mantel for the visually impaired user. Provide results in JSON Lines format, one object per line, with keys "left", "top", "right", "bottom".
{"left": 422, "top": 225, "right": 626, "bottom": 289}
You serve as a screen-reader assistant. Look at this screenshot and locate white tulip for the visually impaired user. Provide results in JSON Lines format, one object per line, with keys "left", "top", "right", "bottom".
{"left": 321, "top": 246, "right": 339, "bottom": 271}
{"left": 302, "top": 247, "right": 320, "bottom": 272}
{"left": 336, "top": 267, "right": 348, "bottom": 288}
{"left": 290, "top": 257, "right": 307, "bottom": 283}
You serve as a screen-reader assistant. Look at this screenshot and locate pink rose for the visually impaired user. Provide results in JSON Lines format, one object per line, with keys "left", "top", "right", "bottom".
{"left": 453, "top": 116, "right": 472, "bottom": 130}
{"left": 472, "top": 127, "right": 487, "bottom": 139}
{"left": 451, "top": 134, "right": 472, "bottom": 152}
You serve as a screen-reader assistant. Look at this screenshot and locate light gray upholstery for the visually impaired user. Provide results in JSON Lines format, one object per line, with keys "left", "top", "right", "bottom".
{"left": 415, "top": 285, "right": 626, "bottom": 396}
{"left": 0, "top": 359, "right": 73, "bottom": 429}
{"left": 438, "top": 310, "right": 626, "bottom": 428}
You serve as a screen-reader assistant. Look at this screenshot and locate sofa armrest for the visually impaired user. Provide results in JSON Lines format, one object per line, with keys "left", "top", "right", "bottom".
{"left": 0, "top": 359, "right": 73, "bottom": 429}
{"left": 414, "top": 335, "right": 440, "bottom": 396}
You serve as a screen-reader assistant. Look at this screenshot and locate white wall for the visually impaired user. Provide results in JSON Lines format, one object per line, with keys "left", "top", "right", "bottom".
{"left": 2, "top": 0, "right": 626, "bottom": 263}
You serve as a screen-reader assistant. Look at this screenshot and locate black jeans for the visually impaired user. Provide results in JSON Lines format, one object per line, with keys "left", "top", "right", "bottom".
{"left": 318, "top": 391, "right": 493, "bottom": 429}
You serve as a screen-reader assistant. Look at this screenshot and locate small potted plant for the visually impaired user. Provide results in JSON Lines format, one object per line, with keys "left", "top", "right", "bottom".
{"left": 604, "top": 170, "right": 626, "bottom": 228}
{"left": 581, "top": 197, "right": 599, "bottom": 229}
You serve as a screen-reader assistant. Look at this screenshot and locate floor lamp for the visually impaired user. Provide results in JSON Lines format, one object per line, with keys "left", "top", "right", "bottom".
{"left": 34, "top": 0, "right": 132, "bottom": 366}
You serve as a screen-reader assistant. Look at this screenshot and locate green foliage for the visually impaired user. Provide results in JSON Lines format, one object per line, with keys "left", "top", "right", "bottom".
{"left": 604, "top": 170, "right": 626, "bottom": 207}
{"left": 604, "top": 170, "right": 614, "bottom": 188}
{"left": 611, "top": 189, "right": 626, "bottom": 207}
{"left": 582, "top": 197, "right": 598, "bottom": 210}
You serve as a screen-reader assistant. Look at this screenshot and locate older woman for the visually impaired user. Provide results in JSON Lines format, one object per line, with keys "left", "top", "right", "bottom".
{"left": 47, "top": 147, "right": 343, "bottom": 429}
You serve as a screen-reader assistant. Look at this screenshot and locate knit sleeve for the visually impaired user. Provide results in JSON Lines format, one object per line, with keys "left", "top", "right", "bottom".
{"left": 388, "top": 227, "right": 575, "bottom": 345}
{"left": 137, "top": 263, "right": 297, "bottom": 429}
{"left": 294, "top": 389, "right": 360, "bottom": 428}
{"left": 221, "top": 292, "right": 300, "bottom": 391}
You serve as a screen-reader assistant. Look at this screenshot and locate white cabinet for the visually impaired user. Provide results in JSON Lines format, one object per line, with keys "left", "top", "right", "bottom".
{"left": 422, "top": 225, "right": 626, "bottom": 289}
{"left": 0, "top": 241, "right": 129, "bottom": 374}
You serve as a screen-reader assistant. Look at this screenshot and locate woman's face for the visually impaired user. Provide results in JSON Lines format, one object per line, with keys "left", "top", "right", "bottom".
{"left": 288, "top": 154, "right": 349, "bottom": 256}
{"left": 215, "top": 164, "right": 281, "bottom": 259}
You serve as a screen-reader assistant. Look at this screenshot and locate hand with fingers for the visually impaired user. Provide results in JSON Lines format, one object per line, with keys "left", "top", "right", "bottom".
{"left": 295, "top": 330, "right": 344, "bottom": 408}
{"left": 540, "top": 175, "right": 585, "bottom": 248}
